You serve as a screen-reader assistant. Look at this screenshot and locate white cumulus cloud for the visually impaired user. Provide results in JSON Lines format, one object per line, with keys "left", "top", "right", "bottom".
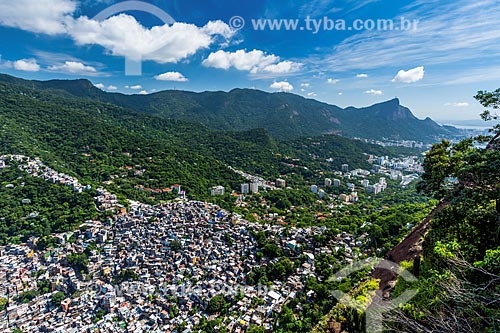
{"left": 270, "top": 81, "right": 294, "bottom": 92}
{"left": 138, "top": 90, "right": 149, "bottom": 95}
{"left": 365, "top": 89, "right": 383, "bottom": 96}
{"left": 0, "top": 0, "right": 76, "bottom": 35}
{"left": 155, "top": 72, "right": 188, "bottom": 82}
{"left": 95, "top": 83, "right": 117, "bottom": 90}
{"left": 0, "top": 1, "right": 235, "bottom": 66}
{"left": 327, "top": 78, "right": 339, "bottom": 84}
{"left": 69, "top": 15, "right": 233, "bottom": 64}
{"left": 129, "top": 85, "right": 142, "bottom": 90}
{"left": 13, "top": 59, "right": 40, "bottom": 72}
{"left": 262, "top": 61, "right": 301, "bottom": 74}
{"left": 392, "top": 66, "right": 425, "bottom": 83}
{"left": 48, "top": 61, "right": 97, "bottom": 74}
{"left": 356, "top": 73, "right": 368, "bottom": 78}
{"left": 201, "top": 20, "right": 235, "bottom": 39}
{"left": 203, "top": 49, "right": 300, "bottom": 74}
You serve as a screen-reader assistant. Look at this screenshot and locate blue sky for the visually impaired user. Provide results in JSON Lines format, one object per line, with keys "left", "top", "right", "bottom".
{"left": 1, "top": 0, "right": 499, "bottom": 124}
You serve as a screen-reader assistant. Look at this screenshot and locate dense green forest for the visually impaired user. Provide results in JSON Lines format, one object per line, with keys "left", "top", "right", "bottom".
{"left": 0, "top": 81, "right": 248, "bottom": 200}
{"left": 0, "top": 164, "right": 97, "bottom": 244}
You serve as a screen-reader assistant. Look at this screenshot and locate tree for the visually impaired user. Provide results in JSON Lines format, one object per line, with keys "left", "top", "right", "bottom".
{"left": 169, "top": 239, "right": 182, "bottom": 251}
{"left": 95, "top": 309, "right": 106, "bottom": 322}
{"left": 474, "top": 88, "right": 500, "bottom": 148}
{"left": 0, "top": 297, "right": 7, "bottom": 311}
{"left": 52, "top": 291, "right": 65, "bottom": 306}
{"left": 170, "top": 304, "right": 179, "bottom": 318}
{"left": 247, "top": 325, "right": 265, "bottom": 333}
{"left": 113, "top": 269, "right": 138, "bottom": 284}
{"left": 17, "top": 290, "right": 39, "bottom": 303}
{"left": 262, "top": 241, "right": 283, "bottom": 258}
{"left": 207, "top": 294, "right": 228, "bottom": 314}
{"left": 66, "top": 252, "right": 89, "bottom": 273}
{"left": 37, "top": 279, "right": 50, "bottom": 294}
{"left": 416, "top": 90, "right": 500, "bottom": 260}
{"left": 392, "top": 89, "right": 500, "bottom": 332}
{"left": 235, "top": 291, "right": 245, "bottom": 301}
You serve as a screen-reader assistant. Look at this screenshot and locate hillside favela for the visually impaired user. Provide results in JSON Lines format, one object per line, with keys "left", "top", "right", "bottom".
{"left": 0, "top": 1, "right": 499, "bottom": 333}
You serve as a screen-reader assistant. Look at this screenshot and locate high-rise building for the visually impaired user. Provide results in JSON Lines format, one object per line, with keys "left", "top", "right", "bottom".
{"left": 362, "top": 179, "right": 370, "bottom": 188}
{"left": 390, "top": 170, "right": 403, "bottom": 180}
{"left": 341, "top": 164, "right": 349, "bottom": 172}
{"left": 276, "top": 178, "right": 286, "bottom": 188}
{"left": 241, "top": 183, "right": 250, "bottom": 194}
{"left": 311, "top": 185, "right": 318, "bottom": 193}
{"left": 366, "top": 184, "right": 382, "bottom": 194}
{"left": 339, "top": 194, "right": 350, "bottom": 202}
{"left": 379, "top": 177, "right": 387, "bottom": 190}
{"left": 333, "top": 179, "right": 341, "bottom": 187}
{"left": 324, "top": 178, "right": 332, "bottom": 187}
{"left": 318, "top": 189, "right": 326, "bottom": 199}
{"left": 250, "top": 183, "right": 259, "bottom": 193}
{"left": 210, "top": 186, "right": 225, "bottom": 196}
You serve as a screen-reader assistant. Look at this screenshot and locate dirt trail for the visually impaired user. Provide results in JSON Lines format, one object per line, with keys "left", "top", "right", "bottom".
{"left": 372, "top": 200, "right": 449, "bottom": 297}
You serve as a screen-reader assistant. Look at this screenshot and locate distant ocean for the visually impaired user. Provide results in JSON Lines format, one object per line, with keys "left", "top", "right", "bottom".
{"left": 448, "top": 125, "right": 491, "bottom": 130}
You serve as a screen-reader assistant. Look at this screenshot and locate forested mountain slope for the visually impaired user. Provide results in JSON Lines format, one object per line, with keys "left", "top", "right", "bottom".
{"left": 0, "top": 74, "right": 461, "bottom": 142}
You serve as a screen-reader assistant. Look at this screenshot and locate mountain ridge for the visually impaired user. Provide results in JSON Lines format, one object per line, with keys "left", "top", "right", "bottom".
{"left": 0, "top": 73, "right": 462, "bottom": 142}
